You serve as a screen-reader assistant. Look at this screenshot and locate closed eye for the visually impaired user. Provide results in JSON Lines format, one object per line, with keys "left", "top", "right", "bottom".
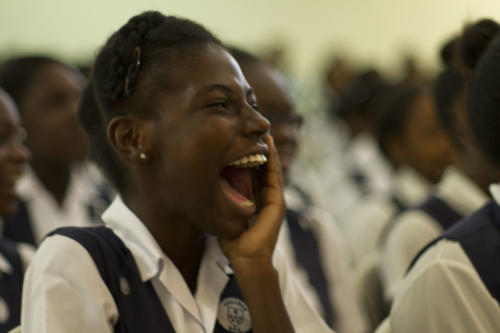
{"left": 206, "top": 101, "right": 229, "bottom": 110}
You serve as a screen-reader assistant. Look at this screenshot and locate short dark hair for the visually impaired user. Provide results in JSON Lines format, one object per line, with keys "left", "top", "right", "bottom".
{"left": 433, "top": 35, "right": 467, "bottom": 149}
{"left": 0, "top": 56, "right": 68, "bottom": 111}
{"left": 79, "top": 11, "right": 223, "bottom": 193}
{"left": 459, "top": 19, "right": 500, "bottom": 167}
{"left": 333, "top": 70, "right": 389, "bottom": 120}
{"left": 374, "top": 84, "right": 426, "bottom": 158}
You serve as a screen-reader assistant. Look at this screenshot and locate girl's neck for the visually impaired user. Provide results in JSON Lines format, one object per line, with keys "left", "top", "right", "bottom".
{"left": 123, "top": 193, "right": 206, "bottom": 294}
{"left": 30, "top": 157, "right": 72, "bottom": 206}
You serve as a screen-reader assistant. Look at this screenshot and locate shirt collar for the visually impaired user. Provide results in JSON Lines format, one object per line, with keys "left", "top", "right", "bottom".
{"left": 0, "top": 252, "right": 12, "bottom": 274}
{"left": 437, "top": 167, "right": 489, "bottom": 216}
{"left": 101, "top": 196, "right": 231, "bottom": 281}
{"left": 489, "top": 183, "right": 500, "bottom": 205}
{"left": 392, "top": 167, "right": 431, "bottom": 206}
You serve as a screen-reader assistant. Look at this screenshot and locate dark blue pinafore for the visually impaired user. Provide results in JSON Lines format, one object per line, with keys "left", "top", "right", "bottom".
{"left": 0, "top": 239, "right": 24, "bottom": 333}
{"left": 408, "top": 201, "right": 500, "bottom": 303}
{"left": 47, "top": 226, "right": 252, "bottom": 332}
{"left": 285, "top": 208, "right": 335, "bottom": 328}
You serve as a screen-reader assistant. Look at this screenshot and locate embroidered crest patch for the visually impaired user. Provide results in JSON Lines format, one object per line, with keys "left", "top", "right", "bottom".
{"left": 217, "top": 297, "right": 252, "bottom": 332}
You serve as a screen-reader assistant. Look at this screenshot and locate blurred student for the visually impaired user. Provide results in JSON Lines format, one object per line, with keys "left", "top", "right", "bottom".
{"left": 20, "top": 11, "right": 332, "bottom": 332}
{"left": 231, "top": 47, "right": 367, "bottom": 333}
{"left": 0, "top": 88, "right": 32, "bottom": 333}
{"left": 335, "top": 71, "right": 393, "bottom": 199}
{"left": 380, "top": 22, "right": 500, "bottom": 302}
{"left": 378, "top": 19, "right": 500, "bottom": 332}
{"left": 345, "top": 83, "right": 455, "bottom": 267}
{"left": 0, "top": 56, "right": 112, "bottom": 245}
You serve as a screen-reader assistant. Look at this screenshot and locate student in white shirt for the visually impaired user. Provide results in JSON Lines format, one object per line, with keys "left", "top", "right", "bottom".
{"left": 230, "top": 47, "right": 367, "bottom": 333}
{"left": 345, "top": 83, "right": 455, "bottom": 267}
{"left": 380, "top": 28, "right": 500, "bottom": 302}
{"left": 378, "top": 18, "right": 500, "bottom": 333}
{"left": 0, "top": 56, "right": 111, "bottom": 245}
{"left": 20, "top": 11, "right": 332, "bottom": 333}
{"left": 0, "top": 89, "right": 33, "bottom": 333}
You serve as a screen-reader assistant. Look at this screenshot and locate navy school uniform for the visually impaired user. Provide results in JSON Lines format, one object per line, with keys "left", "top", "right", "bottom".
{"left": 382, "top": 184, "right": 500, "bottom": 332}
{"left": 0, "top": 239, "right": 27, "bottom": 333}
{"left": 2, "top": 169, "right": 112, "bottom": 246}
{"left": 20, "top": 196, "right": 332, "bottom": 333}
{"left": 380, "top": 168, "right": 489, "bottom": 301}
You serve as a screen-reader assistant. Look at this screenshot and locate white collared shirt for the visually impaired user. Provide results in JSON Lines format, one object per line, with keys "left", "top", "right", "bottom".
{"left": 12, "top": 165, "right": 109, "bottom": 244}
{"left": 21, "top": 196, "right": 332, "bottom": 333}
{"left": 376, "top": 183, "right": 500, "bottom": 333}
{"left": 344, "top": 167, "right": 431, "bottom": 268}
{"left": 278, "top": 188, "right": 368, "bottom": 333}
{"left": 381, "top": 167, "right": 489, "bottom": 300}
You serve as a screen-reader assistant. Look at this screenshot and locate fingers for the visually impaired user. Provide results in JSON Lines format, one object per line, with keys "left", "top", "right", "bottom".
{"left": 262, "top": 134, "right": 284, "bottom": 202}
{"left": 248, "top": 134, "right": 285, "bottom": 243}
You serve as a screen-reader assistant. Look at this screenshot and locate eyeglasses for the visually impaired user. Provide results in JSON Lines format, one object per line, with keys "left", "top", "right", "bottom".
{"left": 261, "top": 112, "right": 303, "bottom": 129}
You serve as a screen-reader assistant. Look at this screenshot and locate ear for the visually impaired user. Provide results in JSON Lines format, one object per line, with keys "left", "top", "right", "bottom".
{"left": 107, "top": 116, "right": 150, "bottom": 162}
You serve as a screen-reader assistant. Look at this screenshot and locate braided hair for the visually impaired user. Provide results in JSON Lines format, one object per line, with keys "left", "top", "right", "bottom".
{"left": 79, "top": 11, "right": 223, "bottom": 193}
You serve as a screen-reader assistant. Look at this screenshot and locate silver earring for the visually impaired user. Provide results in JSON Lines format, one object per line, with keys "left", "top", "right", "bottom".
{"left": 140, "top": 152, "right": 147, "bottom": 160}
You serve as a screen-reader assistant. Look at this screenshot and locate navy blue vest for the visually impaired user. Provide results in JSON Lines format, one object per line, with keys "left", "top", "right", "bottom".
{"left": 4, "top": 186, "right": 111, "bottom": 246}
{"left": 285, "top": 208, "right": 335, "bottom": 327}
{"left": 378, "top": 196, "right": 462, "bottom": 248}
{"left": 408, "top": 201, "right": 500, "bottom": 303}
{"left": 2, "top": 201, "right": 35, "bottom": 246}
{"left": 48, "top": 226, "right": 252, "bottom": 332}
{"left": 0, "top": 239, "right": 24, "bottom": 333}
{"left": 418, "top": 196, "right": 462, "bottom": 231}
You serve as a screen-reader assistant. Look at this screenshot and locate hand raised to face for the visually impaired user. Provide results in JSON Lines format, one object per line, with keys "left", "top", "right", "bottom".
{"left": 219, "top": 134, "right": 285, "bottom": 268}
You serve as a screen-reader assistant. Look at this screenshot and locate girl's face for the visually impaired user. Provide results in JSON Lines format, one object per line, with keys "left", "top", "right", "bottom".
{"left": 142, "top": 46, "right": 270, "bottom": 238}
{"left": 0, "top": 93, "right": 30, "bottom": 216}
{"left": 21, "top": 64, "right": 87, "bottom": 166}
{"left": 240, "top": 63, "right": 299, "bottom": 184}
{"left": 397, "top": 93, "right": 456, "bottom": 183}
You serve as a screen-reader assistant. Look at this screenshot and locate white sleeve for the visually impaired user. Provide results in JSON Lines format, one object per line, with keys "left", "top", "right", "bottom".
{"left": 273, "top": 246, "right": 335, "bottom": 333}
{"left": 390, "top": 241, "right": 500, "bottom": 333}
{"left": 381, "top": 210, "right": 441, "bottom": 300}
{"left": 21, "top": 235, "right": 118, "bottom": 333}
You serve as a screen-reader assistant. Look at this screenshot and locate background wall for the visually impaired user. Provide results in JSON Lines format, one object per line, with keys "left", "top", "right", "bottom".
{"left": 1, "top": 0, "right": 500, "bottom": 81}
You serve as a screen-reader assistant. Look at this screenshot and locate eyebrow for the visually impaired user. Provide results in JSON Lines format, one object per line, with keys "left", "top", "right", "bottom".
{"left": 197, "top": 83, "right": 255, "bottom": 98}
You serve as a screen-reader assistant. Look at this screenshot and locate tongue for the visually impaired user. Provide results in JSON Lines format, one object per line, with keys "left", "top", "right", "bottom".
{"left": 220, "top": 166, "right": 254, "bottom": 204}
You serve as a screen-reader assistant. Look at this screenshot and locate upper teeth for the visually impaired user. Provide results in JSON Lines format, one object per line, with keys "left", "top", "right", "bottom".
{"left": 229, "top": 154, "right": 267, "bottom": 167}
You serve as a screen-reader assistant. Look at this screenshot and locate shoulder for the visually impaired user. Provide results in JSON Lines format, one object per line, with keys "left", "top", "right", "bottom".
{"left": 27, "top": 233, "right": 104, "bottom": 283}
{"left": 387, "top": 208, "right": 442, "bottom": 246}
{"left": 390, "top": 239, "right": 500, "bottom": 333}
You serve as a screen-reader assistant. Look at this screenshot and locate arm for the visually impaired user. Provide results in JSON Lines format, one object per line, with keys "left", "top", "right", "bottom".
{"left": 219, "top": 134, "right": 294, "bottom": 333}
{"left": 21, "top": 235, "right": 117, "bottom": 333}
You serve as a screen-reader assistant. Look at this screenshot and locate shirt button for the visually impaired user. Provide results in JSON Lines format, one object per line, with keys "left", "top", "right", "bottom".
{"left": 119, "top": 276, "right": 130, "bottom": 295}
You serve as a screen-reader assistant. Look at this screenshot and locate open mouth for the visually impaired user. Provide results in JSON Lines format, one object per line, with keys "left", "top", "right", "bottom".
{"left": 219, "top": 153, "right": 267, "bottom": 212}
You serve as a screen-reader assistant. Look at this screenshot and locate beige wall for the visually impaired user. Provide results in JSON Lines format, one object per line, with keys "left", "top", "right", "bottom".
{"left": 1, "top": 0, "right": 500, "bottom": 81}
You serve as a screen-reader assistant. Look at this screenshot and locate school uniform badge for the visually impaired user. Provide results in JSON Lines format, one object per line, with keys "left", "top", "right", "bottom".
{"left": 217, "top": 297, "right": 252, "bottom": 332}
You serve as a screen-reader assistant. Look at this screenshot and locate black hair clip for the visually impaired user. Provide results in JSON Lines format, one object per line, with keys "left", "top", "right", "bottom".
{"left": 123, "top": 46, "right": 142, "bottom": 97}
